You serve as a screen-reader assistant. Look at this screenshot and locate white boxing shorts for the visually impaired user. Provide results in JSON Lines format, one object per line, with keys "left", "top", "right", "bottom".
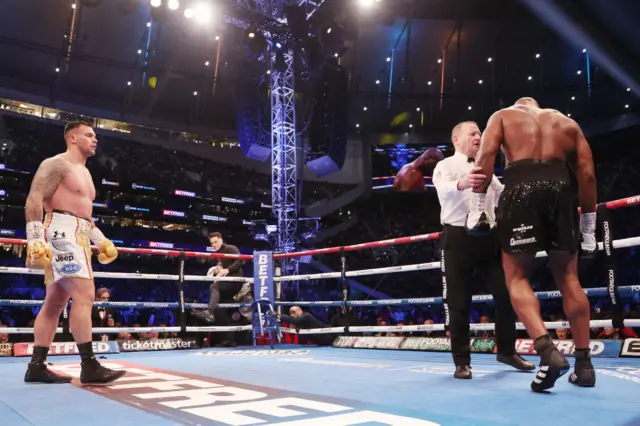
{"left": 43, "top": 211, "right": 93, "bottom": 285}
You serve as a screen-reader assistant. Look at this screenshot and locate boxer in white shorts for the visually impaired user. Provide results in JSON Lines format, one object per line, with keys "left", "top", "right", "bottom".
{"left": 43, "top": 211, "right": 93, "bottom": 285}
{"left": 23, "top": 120, "right": 124, "bottom": 385}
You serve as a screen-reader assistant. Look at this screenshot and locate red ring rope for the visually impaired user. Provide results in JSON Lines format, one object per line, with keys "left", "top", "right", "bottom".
{"left": 1, "top": 195, "right": 638, "bottom": 261}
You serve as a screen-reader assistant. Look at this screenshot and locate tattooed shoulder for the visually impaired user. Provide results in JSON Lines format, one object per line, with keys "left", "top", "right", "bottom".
{"left": 30, "top": 156, "right": 71, "bottom": 199}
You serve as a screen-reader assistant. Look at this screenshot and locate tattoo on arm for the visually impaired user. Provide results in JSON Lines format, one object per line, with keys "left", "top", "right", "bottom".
{"left": 25, "top": 158, "right": 69, "bottom": 222}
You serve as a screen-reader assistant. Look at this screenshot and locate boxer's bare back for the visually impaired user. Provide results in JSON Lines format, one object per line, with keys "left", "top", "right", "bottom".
{"left": 478, "top": 98, "right": 596, "bottom": 212}
{"left": 25, "top": 128, "right": 97, "bottom": 223}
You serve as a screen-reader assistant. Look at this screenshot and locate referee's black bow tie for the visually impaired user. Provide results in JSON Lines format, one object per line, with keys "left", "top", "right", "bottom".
{"left": 467, "top": 157, "right": 475, "bottom": 163}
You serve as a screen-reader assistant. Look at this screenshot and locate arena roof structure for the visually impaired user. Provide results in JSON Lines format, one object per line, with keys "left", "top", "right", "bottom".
{"left": 0, "top": 0, "right": 637, "bottom": 138}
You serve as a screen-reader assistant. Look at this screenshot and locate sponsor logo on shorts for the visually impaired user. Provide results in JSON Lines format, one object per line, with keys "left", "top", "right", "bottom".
{"left": 47, "top": 361, "right": 440, "bottom": 425}
{"left": 55, "top": 253, "right": 74, "bottom": 263}
{"left": 512, "top": 224, "right": 533, "bottom": 232}
{"left": 60, "top": 263, "right": 82, "bottom": 274}
{"left": 51, "top": 230, "right": 73, "bottom": 251}
{"left": 510, "top": 236, "right": 536, "bottom": 246}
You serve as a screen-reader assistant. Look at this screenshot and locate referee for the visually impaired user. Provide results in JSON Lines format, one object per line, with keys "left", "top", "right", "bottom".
{"left": 432, "top": 121, "right": 534, "bottom": 379}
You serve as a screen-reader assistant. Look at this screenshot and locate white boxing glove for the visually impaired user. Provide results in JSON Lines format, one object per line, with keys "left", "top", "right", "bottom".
{"left": 207, "top": 266, "right": 217, "bottom": 277}
{"left": 580, "top": 212, "right": 597, "bottom": 254}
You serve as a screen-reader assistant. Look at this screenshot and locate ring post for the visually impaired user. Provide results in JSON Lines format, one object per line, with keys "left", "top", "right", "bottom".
{"left": 597, "top": 205, "right": 624, "bottom": 329}
{"left": 275, "top": 263, "right": 282, "bottom": 318}
{"left": 340, "top": 247, "right": 348, "bottom": 314}
{"left": 62, "top": 301, "right": 70, "bottom": 336}
{"left": 252, "top": 251, "right": 278, "bottom": 347}
{"left": 177, "top": 251, "right": 186, "bottom": 334}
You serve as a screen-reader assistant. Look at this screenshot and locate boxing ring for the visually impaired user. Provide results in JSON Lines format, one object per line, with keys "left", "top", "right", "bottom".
{"left": 0, "top": 194, "right": 639, "bottom": 425}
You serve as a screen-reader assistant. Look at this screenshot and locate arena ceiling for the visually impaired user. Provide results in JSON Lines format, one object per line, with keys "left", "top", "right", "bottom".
{"left": 0, "top": 0, "right": 637, "bottom": 136}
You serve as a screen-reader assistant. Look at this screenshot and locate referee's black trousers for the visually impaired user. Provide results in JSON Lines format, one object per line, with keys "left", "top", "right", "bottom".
{"left": 441, "top": 225, "right": 517, "bottom": 366}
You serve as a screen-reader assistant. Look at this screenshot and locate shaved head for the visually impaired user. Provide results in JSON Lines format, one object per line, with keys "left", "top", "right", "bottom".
{"left": 515, "top": 97, "right": 539, "bottom": 108}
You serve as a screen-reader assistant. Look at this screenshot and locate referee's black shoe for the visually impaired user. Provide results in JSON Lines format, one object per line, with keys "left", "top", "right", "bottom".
{"left": 497, "top": 354, "right": 536, "bottom": 371}
{"left": 454, "top": 365, "right": 472, "bottom": 379}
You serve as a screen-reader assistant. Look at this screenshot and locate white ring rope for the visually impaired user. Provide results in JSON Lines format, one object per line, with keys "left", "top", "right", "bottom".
{"left": 0, "top": 267, "right": 252, "bottom": 283}
{"left": 0, "top": 237, "right": 636, "bottom": 285}
{"left": 280, "top": 319, "right": 640, "bottom": 335}
{"left": 2, "top": 319, "right": 637, "bottom": 335}
{"left": 0, "top": 325, "right": 253, "bottom": 334}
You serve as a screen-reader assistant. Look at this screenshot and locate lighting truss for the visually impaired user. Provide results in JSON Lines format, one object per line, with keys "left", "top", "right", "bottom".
{"left": 270, "top": 47, "right": 299, "bottom": 294}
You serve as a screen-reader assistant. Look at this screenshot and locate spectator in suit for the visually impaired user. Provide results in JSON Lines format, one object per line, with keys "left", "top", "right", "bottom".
{"left": 91, "top": 288, "right": 115, "bottom": 341}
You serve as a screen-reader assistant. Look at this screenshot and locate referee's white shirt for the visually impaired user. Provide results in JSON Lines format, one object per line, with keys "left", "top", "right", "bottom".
{"left": 432, "top": 151, "right": 504, "bottom": 227}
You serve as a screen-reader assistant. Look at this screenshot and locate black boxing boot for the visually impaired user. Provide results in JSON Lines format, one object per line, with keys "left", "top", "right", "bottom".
{"left": 77, "top": 342, "right": 126, "bottom": 385}
{"left": 24, "top": 346, "right": 72, "bottom": 384}
{"left": 569, "top": 347, "right": 596, "bottom": 387}
{"left": 531, "top": 335, "right": 570, "bottom": 393}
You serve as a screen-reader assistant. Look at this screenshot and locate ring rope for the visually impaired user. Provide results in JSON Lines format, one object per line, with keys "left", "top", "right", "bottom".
{"left": 0, "top": 325, "right": 253, "bottom": 334}
{"left": 276, "top": 236, "right": 640, "bottom": 282}
{"left": 0, "top": 285, "right": 637, "bottom": 310}
{"left": 0, "top": 267, "right": 252, "bottom": 283}
{"left": 0, "top": 238, "right": 252, "bottom": 260}
{"left": 2, "top": 318, "right": 638, "bottom": 335}
{"left": 1, "top": 195, "right": 637, "bottom": 261}
{"left": 280, "top": 319, "right": 640, "bottom": 335}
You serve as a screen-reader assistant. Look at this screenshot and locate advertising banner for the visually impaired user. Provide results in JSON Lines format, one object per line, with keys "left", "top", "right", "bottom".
{"left": 620, "top": 338, "right": 640, "bottom": 357}
{"left": 515, "top": 339, "right": 620, "bottom": 358}
{"left": 253, "top": 251, "right": 274, "bottom": 303}
{"left": 0, "top": 343, "right": 12, "bottom": 356}
{"left": 118, "top": 338, "right": 199, "bottom": 352}
{"left": 13, "top": 341, "right": 119, "bottom": 357}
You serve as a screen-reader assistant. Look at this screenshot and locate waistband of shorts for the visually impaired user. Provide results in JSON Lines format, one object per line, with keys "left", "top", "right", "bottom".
{"left": 503, "top": 159, "right": 570, "bottom": 184}
{"left": 45, "top": 211, "right": 92, "bottom": 234}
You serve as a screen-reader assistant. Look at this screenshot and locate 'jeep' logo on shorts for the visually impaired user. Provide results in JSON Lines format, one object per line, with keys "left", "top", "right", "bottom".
{"left": 60, "top": 264, "right": 81, "bottom": 274}
{"left": 56, "top": 254, "right": 74, "bottom": 262}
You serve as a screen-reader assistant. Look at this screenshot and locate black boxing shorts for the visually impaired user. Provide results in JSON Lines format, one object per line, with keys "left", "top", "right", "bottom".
{"left": 497, "top": 159, "right": 579, "bottom": 255}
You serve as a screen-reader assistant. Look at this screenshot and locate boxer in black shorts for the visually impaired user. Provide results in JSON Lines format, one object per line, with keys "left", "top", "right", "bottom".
{"left": 465, "top": 97, "right": 598, "bottom": 392}
{"left": 497, "top": 159, "right": 580, "bottom": 255}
